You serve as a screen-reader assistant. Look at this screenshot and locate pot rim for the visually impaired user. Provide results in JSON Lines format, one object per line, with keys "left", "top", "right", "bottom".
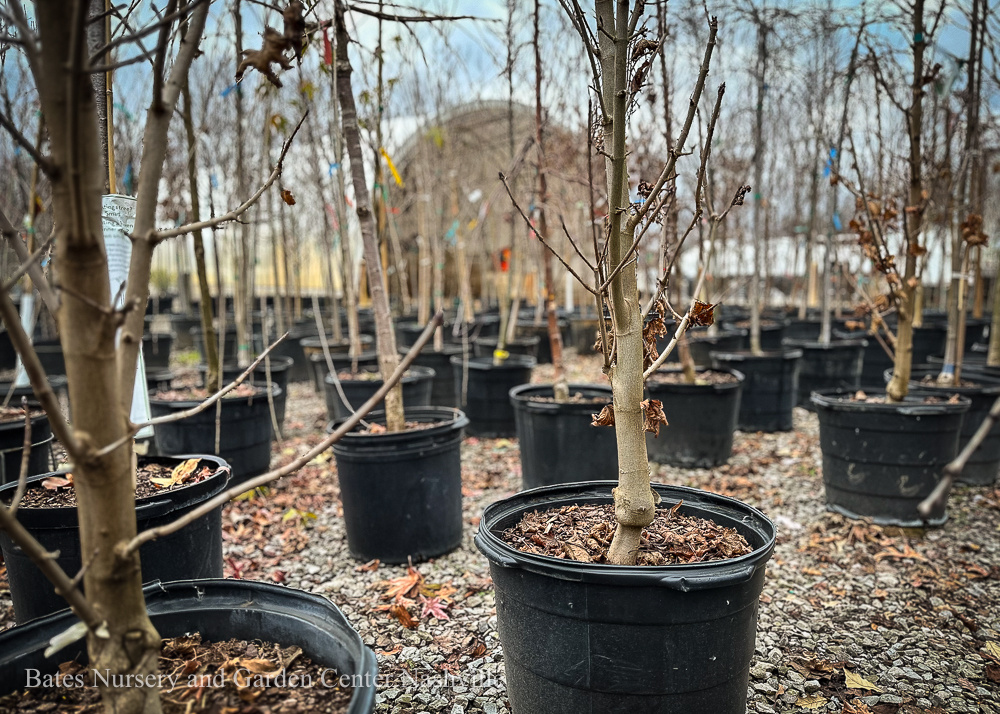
{"left": 710, "top": 348, "right": 803, "bottom": 362}
{"left": 509, "top": 383, "right": 612, "bottom": 413}
{"left": 475, "top": 480, "right": 776, "bottom": 591}
{"left": 323, "top": 364, "right": 436, "bottom": 386}
{"left": 450, "top": 354, "right": 537, "bottom": 370}
{"left": 644, "top": 367, "right": 745, "bottom": 392}
{"left": 327, "top": 406, "right": 470, "bottom": 443}
{"left": 147, "top": 384, "right": 277, "bottom": 408}
{"left": 810, "top": 387, "right": 972, "bottom": 414}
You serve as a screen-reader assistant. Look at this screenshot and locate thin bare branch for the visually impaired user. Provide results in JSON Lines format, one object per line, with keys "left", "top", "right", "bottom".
{"left": 151, "top": 113, "right": 307, "bottom": 242}
{"left": 0, "top": 209, "right": 59, "bottom": 313}
{"left": 347, "top": 4, "right": 487, "bottom": 23}
{"left": 500, "top": 172, "right": 598, "bottom": 296}
{"left": 89, "top": 0, "right": 208, "bottom": 62}
{"left": 8, "top": 398, "right": 32, "bottom": 516}
{"left": 0, "top": 108, "right": 53, "bottom": 175}
{"left": 558, "top": 215, "right": 595, "bottom": 272}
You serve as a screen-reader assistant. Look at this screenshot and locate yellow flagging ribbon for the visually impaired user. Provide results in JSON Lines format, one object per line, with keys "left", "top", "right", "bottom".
{"left": 380, "top": 147, "right": 403, "bottom": 187}
{"left": 493, "top": 349, "right": 510, "bottom": 361}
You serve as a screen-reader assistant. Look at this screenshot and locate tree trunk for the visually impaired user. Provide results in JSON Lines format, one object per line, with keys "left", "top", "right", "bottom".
{"left": 885, "top": 0, "right": 925, "bottom": 403}
{"left": 598, "top": 0, "right": 655, "bottom": 566}
{"left": 35, "top": 3, "right": 170, "bottom": 711}
{"left": 334, "top": 1, "right": 404, "bottom": 430}
{"left": 182, "top": 83, "right": 220, "bottom": 391}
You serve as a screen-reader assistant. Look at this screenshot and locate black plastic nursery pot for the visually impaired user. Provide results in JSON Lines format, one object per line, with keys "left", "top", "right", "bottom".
{"left": 149, "top": 388, "right": 276, "bottom": 487}
{"left": 734, "top": 320, "right": 786, "bottom": 351}
{"left": 0, "top": 455, "right": 231, "bottom": 623}
{"left": 0, "top": 411, "right": 52, "bottom": 486}
{"left": 0, "top": 579, "right": 377, "bottom": 713}
{"left": 884, "top": 367, "right": 1000, "bottom": 487}
{"left": 0, "top": 330, "right": 15, "bottom": 370}
{"left": 190, "top": 326, "right": 239, "bottom": 364}
{"left": 473, "top": 336, "right": 540, "bottom": 360}
{"left": 510, "top": 384, "right": 618, "bottom": 489}
{"left": 811, "top": 389, "right": 970, "bottom": 526}
{"left": 569, "top": 315, "right": 600, "bottom": 353}
{"left": 164, "top": 314, "right": 201, "bottom": 349}
{"left": 645, "top": 368, "right": 744, "bottom": 468}
{"left": 452, "top": 354, "right": 536, "bottom": 438}
{"left": 323, "top": 365, "right": 434, "bottom": 421}
{"left": 910, "top": 323, "right": 948, "bottom": 366}
{"left": 516, "top": 320, "right": 569, "bottom": 364}
{"left": 399, "top": 343, "right": 466, "bottom": 408}
{"left": 33, "top": 339, "right": 65, "bottom": 376}
{"left": 475, "top": 481, "right": 776, "bottom": 714}
{"left": 783, "top": 338, "right": 866, "bottom": 410}
{"left": 711, "top": 349, "right": 802, "bottom": 432}
{"left": 658, "top": 329, "right": 747, "bottom": 369}
{"left": 331, "top": 407, "right": 469, "bottom": 563}
{"left": 142, "top": 331, "right": 174, "bottom": 370}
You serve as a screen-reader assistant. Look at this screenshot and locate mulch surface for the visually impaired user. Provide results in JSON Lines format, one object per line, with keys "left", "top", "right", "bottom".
{"left": 502, "top": 502, "right": 752, "bottom": 565}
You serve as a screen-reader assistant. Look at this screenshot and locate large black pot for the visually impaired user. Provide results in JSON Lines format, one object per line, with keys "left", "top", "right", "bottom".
{"left": 645, "top": 368, "right": 744, "bottom": 468}
{"left": 398, "top": 344, "right": 466, "bottom": 408}
{"left": 0, "top": 579, "right": 377, "bottom": 713}
{"left": 657, "top": 329, "right": 747, "bottom": 369}
{"left": 734, "top": 320, "right": 787, "bottom": 351}
{"left": 0, "top": 377, "right": 68, "bottom": 408}
{"left": 811, "top": 389, "right": 970, "bottom": 525}
{"left": 452, "top": 355, "right": 536, "bottom": 438}
{"left": 0, "top": 455, "right": 230, "bottom": 623}
{"left": 783, "top": 338, "right": 866, "bottom": 410}
{"left": 0, "top": 330, "right": 15, "bottom": 371}
{"left": 475, "top": 481, "right": 776, "bottom": 713}
{"left": 190, "top": 326, "right": 239, "bottom": 364}
{"left": 0, "top": 411, "right": 52, "bottom": 486}
{"left": 142, "top": 331, "right": 174, "bottom": 370}
{"left": 510, "top": 384, "right": 618, "bottom": 489}
{"left": 163, "top": 314, "right": 201, "bottom": 350}
{"left": 33, "top": 339, "right": 65, "bottom": 377}
{"left": 473, "top": 336, "right": 540, "bottom": 360}
{"left": 149, "top": 388, "right": 276, "bottom": 486}
{"left": 884, "top": 367, "right": 1000, "bottom": 487}
{"left": 331, "top": 407, "right": 468, "bottom": 563}
{"left": 516, "top": 320, "right": 569, "bottom": 364}
{"left": 911, "top": 323, "right": 948, "bottom": 365}
{"left": 569, "top": 316, "right": 601, "bottom": 354}
{"left": 711, "top": 349, "right": 802, "bottom": 432}
{"left": 323, "top": 365, "right": 434, "bottom": 421}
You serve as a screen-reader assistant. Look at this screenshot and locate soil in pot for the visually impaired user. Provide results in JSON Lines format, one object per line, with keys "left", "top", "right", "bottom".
{"left": 0, "top": 579, "right": 378, "bottom": 713}
{"left": 452, "top": 355, "right": 536, "bottom": 438}
{"left": 711, "top": 349, "right": 801, "bottom": 432}
{"left": 783, "top": 338, "right": 866, "bottom": 410}
{"left": 0, "top": 406, "right": 53, "bottom": 486}
{"left": 330, "top": 407, "right": 468, "bottom": 563}
{"left": 811, "top": 388, "right": 969, "bottom": 526}
{"left": 510, "top": 384, "right": 618, "bottom": 489}
{"left": 475, "top": 481, "right": 775, "bottom": 713}
{"left": 149, "top": 385, "right": 275, "bottom": 486}
{"left": 0, "top": 456, "right": 231, "bottom": 623}
{"left": 645, "top": 368, "right": 743, "bottom": 468}
{"left": 323, "top": 365, "right": 434, "bottom": 421}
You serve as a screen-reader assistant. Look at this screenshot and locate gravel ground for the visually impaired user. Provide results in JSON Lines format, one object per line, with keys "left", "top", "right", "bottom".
{"left": 2, "top": 352, "right": 999, "bottom": 714}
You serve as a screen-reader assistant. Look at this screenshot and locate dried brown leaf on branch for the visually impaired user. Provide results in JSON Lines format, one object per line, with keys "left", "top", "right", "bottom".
{"left": 280, "top": 189, "right": 296, "bottom": 206}
{"left": 592, "top": 404, "right": 615, "bottom": 427}
{"left": 689, "top": 300, "right": 717, "bottom": 327}
{"left": 236, "top": 26, "right": 293, "bottom": 88}
{"left": 961, "top": 213, "right": 988, "bottom": 246}
{"left": 641, "top": 399, "right": 668, "bottom": 437}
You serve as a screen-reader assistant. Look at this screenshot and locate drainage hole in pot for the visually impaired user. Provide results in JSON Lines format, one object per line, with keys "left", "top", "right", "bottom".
{"left": 502, "top": 502, "right": 753, "bottom": 565}
{"left": 0, "top": 633, "right": 354, "bottom": 713}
